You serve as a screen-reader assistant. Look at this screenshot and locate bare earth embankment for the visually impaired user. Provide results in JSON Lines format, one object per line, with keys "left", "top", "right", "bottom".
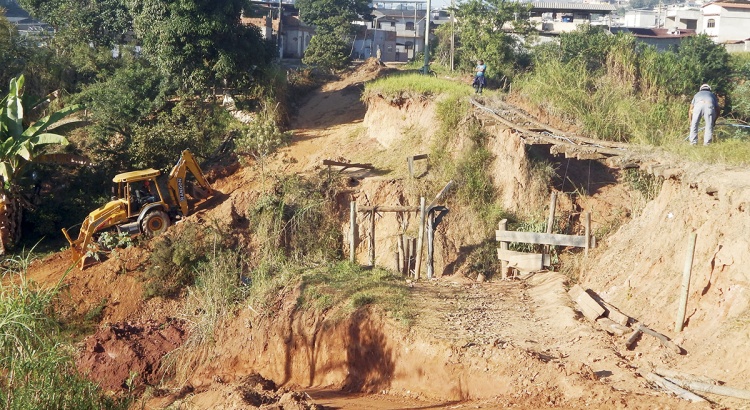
{"left": 25, "top": 60, "right": 750, "bottom": 409}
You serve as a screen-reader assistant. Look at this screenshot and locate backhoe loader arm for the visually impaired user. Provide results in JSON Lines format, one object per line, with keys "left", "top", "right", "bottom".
{"left": 62, "top": 200, "right": 126, "bottom": 269}
{"left": 167, "top": 150, "right": 213, "bottom": 216}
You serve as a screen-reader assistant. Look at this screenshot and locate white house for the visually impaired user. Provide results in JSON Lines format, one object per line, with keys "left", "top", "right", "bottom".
{"left": 701, "top": 1, "right": 750, "bottom": 43}
{"left": 624, "top": 9, "right": 659, "bottom": 27}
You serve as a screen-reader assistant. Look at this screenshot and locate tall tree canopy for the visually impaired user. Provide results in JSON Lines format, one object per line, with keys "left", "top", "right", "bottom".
{"left": 453, "top": 0, "right": 534, "bottom": 74}
{"left": 18, "top": 0, "right": 132, "bottom": 48}
{"left": 125, "top": 0, "right": 275, "bottom": 91}
{"left": 297, "top": 0, "right": 370, "bottom": 70}
{"left": 0, "top": 15, "right": 29, "bottom": 94}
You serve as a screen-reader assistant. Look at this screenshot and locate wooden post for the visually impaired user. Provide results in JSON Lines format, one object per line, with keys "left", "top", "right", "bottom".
{"left": 408, "top": 156, "right": 414, "bottom": 177}
{"left": 414, "top": 197, "right": 426, "bottom": 280}
{"left": 545, "top": 192, "right": 557, "bottom": 261}
{"left": 584, "top": 211, "right": 591, "bottom": 257}
{"left": 369, "top": 210, "right": 376, "bottom": 266}
{"left": 498, "top": 219, "right": 509, "bottom": 280}
{"left": 426, "top": 212, "right": 435, "bottom": 279}
{"left": 397, "top": 234, "right": 405, "bottom": 274}
{"left": 349, "top": 201, "right": 357, "bottom": 263}
{"left": 405, "top": 237, "right": 413, "bottom": 276}
{"left": 676, "top": 233, "right": 697, "bottom": 332}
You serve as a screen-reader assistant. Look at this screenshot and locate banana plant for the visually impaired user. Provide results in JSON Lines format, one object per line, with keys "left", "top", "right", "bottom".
{"left": 0, "top": 75, "right": 86, "bottom": 253}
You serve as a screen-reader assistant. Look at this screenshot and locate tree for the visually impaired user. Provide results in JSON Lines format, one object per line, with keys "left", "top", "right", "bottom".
{"left": 0, "top": 75, "right": 84, "bottom": 252}
{"left": 17, "top": 0, "right": 132, "bottom": 49}
{"left": 0, "top": 15, "right": 29, "bottom": 95}
{"left": 302, "top": 33, "right": 350, "bottom": 71}
{"left": 126, "top": 0, "right": 275, "bottom": 91}
{"left": 453, "top": 0, "right": 534, "bottom": 74}
{"left": 297, "top": 0, "right": 370, "bottom": 70}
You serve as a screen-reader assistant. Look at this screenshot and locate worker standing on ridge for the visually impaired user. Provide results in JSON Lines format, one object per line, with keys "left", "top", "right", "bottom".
{"left": 688, "top": 84, "right": 719, "bottom": 146}
{"left": 473, "top": 59, "right": 487, "bottom": 94}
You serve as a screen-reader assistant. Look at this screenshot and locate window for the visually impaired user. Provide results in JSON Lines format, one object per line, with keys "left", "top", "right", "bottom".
{"left": 405, "top": 41, "right": 413, "bottom": 50}
{"left": 406, "top": 21, "right": 414, "bottom": 30}
{"left": 707, "top": 18, "right": 715, "bottom": 28}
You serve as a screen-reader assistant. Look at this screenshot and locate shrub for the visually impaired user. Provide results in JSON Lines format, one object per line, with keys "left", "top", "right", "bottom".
{"left": 142, "top": 222, "right": 228, "bottom": 298}
{"left": 302, "top": 34, "right": 350, "bottom": 72}
{"left": 249, "top": 174, "right": 343, "bottom": 263}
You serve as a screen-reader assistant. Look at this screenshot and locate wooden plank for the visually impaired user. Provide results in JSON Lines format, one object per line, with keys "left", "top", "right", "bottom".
{"left": 568, "top": 285, "right": 606, "bottom": 322}
{"left": 626, "top": 324, "right": 644, "bottom": 349}
{"left": 641, "top": 325, "right": 682, "bottom": 354}
{"left": 497, "top": 230, "right": 587, "bottom": 248}
{"left": 498, "top": 219, "right": 509, "bottom": 280}
{"left": 411, "top": 154, "right": 429, "bottom": 161}
{"left": 368, "top": 211, "right": 375, "bottom": 266}
{"left": 496, "top": 249, "right": 550, "bottom": 271}
{"left": 322, "top": 159, "right": 374, "bottom": 169}
{"left": 596, "top": 317, "right": 629, "bottom": 336}
{"left": 359, "top": 205, "right": 420, "bottom": 212}
{"left": 663, "top": 378, "right": 750, "bottom": 400}
{"left": 641, "top": 371, "right": 706, "bottom": 403}
{"left": 415, "top": 197, "right": 426, "bottom": 280}
{"left": 600, "top": 300, "right": 630, "bottom": 326}
{"left": 349, "top": 201, "right": 357, "bottom": 263}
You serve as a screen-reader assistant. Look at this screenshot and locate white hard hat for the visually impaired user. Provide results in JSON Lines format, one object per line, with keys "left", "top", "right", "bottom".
{"left": 700, "top": 84, "right": 711, "bottom": 91}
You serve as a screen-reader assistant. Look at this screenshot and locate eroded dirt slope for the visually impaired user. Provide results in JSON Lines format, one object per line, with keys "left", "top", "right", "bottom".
{"left": 24, "top": 60, "right": 746, "bottom": 409}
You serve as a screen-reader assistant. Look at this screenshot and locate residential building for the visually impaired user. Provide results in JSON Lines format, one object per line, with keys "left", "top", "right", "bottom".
{"left": 701, "top": 0, "right": 750, "bottom": 43}
{"left": 624, "top": 9, "right": 659, "bottom": 27}
{"left": 529, "top": 2, "right": 617, "bottom": 34}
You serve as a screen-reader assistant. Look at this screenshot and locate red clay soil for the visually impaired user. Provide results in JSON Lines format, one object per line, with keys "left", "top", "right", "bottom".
{"left": 76, "top": 319, "right": 187, "bottom": 392}
{"left": 21, "top": 59, "right": 750, "bottom": 409}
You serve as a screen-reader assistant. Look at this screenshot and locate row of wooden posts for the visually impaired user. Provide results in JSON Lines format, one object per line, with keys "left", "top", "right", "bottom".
{"left": 348, "top": 181, "right": 453, "bottom": 279}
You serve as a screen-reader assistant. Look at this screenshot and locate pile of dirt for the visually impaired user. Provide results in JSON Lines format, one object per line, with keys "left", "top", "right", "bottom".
{"left": 76, "top": 319, "right": 187, "bottom": 393}
{"left": 155, "top": 373, "right": 324, "bottom": 410}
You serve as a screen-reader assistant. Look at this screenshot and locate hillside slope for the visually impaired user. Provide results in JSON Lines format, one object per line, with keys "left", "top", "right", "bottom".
{"left": 24, "top": 61, "right": 750, "bottom": 409}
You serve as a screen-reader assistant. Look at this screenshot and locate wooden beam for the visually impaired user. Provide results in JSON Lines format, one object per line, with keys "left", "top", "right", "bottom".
{"left": 599, "top": 300, "right": 630, "bottom": 326}
{"left": 496, "top": 249, "right": 550, "bottom": 271}
{"left": 322, "top": 159, "right": 374, "bottom": 169}
{"left": 641, "top": 371, "right": 706, "bottom": 403}
{"left": 415, "top": 197, "right": 426, "bottom": 280}
{"left": 407, "top": 154, "right": 429, "bottom": 177}
{"left": 498, "top": 219, "right": 509, "bottom": 280}
{"left": 596, "top": 317, "right": 629, "bottom": 336}
{"left": 349, "top": 201, "right": 357, "bottom": 263}
{"left": 369, "top": 210, "right": 375, "bottom": 266}
{"left": 358, "top": 205, "right": 420, "bottom": 212}
{"left": 663, "top": 378, "right": 750, "bottom": 400}
{"left": 568, "top": 284, "right": 606, "bottom": 322}
{"left": 676, "top": 233, "right": 697, "bottom": 332}
{"left": 641, "top": 325, "right": 682, "bottom": 354}
{"left": 496, "top": 230, "right": 587, "bottom": 248}
{"left": 585, "top": 211, "right": 591, "bottom": 256}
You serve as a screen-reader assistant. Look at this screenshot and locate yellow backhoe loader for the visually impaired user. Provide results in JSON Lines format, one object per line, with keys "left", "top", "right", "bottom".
{"left": 62, "top": 149, "right": 214, "bottom": 269}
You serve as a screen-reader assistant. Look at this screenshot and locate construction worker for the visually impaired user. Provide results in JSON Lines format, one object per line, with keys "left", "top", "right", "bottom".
{"left": 688, "top": 84, "right": 719, "bottom": 145}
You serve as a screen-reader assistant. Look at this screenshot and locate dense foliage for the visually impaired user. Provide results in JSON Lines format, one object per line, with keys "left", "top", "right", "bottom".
{"left": 451, "top": 0, "right": 534, "bottom": 76}
{"left": 297, "top": 0, "right": 371, "bottom": 70}
{"left": 126, "top": 0, "right": 276, "bottom": 91}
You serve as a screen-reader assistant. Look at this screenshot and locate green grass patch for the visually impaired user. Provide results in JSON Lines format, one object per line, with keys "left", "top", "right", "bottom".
{"left": 297, "top": 262, "right": 414, "bottom": 325}
{"left": 0, "top": 252, "right": 125, "bottom": 409}
{"left": 363, "top": 73, "right": 473, "bottom": 101}
{"left": 663, "top": 138, "right": 750, "bottom": 166}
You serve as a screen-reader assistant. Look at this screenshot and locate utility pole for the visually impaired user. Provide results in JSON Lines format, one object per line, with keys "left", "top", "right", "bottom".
{"left": 450, "top": 0, "right": 454, "bottom": 71}
{"left": 422, "top": 0, "right": 431, "bottom": 73}
{"left": 277, "top": 0, "right": 283, "bottom": 59}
